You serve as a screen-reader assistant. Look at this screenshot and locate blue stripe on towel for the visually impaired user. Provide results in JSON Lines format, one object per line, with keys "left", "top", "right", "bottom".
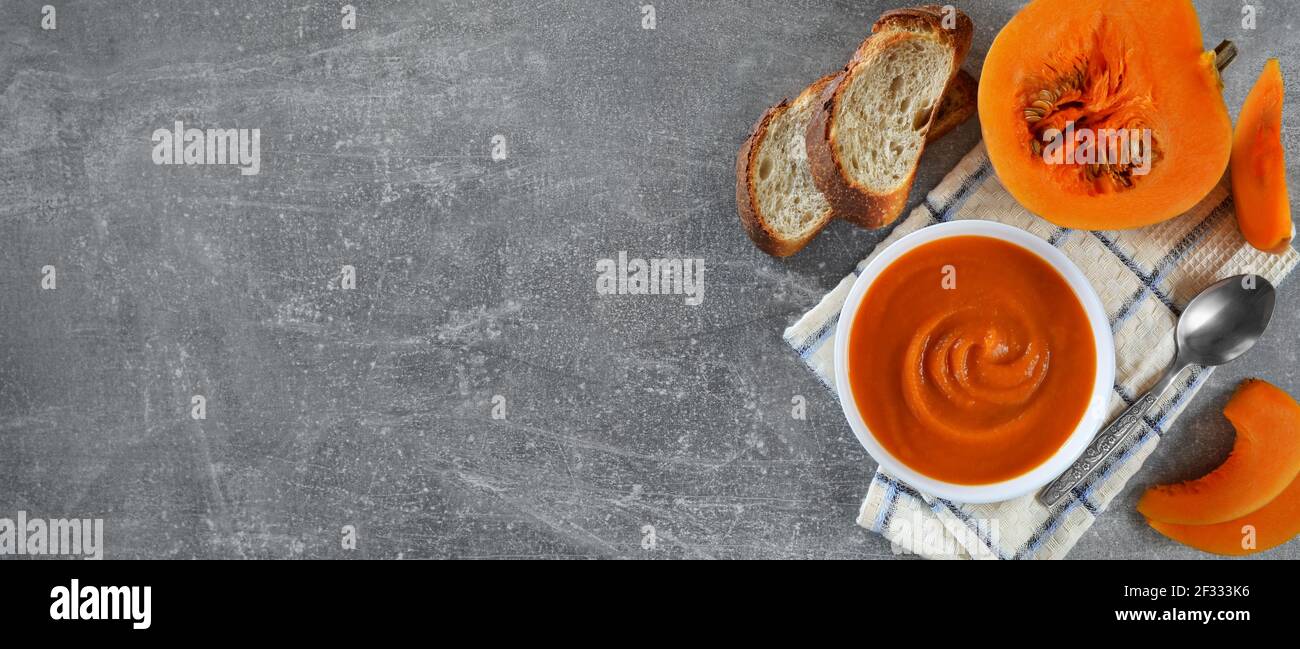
{"left": 1115, "top": 382, "right": 1134, "bottom": 405}
{"left": 1093, "top": 231, "right": 1182, "bottom": 313}
{"left": 1143, "top": 367, "right": 1206, "bottom": 435}
{"left": 794, "top": 312, "right": 839, "bottom": 359}
{"left": 1070, "top": 486, "right": 1100, "bottom": 515}
{"left": 934, "top": 498, "right": 1010, "bottom": 559}
{"left": 933, "top": 160, "right": 994, "bottom": 223}
{"left": 874, "top": 478, "right": 899, "bottom": 534}
{"left": 1113, "top": 367, "right": 1205, "bottom": 438}
{"left": 1107, "top": 200, "right": 1230, "bottom": 330}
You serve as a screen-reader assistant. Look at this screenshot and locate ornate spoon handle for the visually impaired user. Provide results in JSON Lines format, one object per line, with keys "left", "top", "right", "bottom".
{"left": 1037, "top": 366, "right": 1183, "bottom": 506}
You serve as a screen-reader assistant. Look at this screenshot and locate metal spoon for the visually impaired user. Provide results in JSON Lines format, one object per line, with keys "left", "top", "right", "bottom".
{"left": 1038, "top": 274, "right": 1276, "bottom": 506}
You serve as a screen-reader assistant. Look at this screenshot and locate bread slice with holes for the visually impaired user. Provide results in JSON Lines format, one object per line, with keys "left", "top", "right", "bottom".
{"left": 807, "top": 6, "right": 973, "bottom": 229}
{"left": 736, "top": 74, "right": 842, "bottom": 257}
{"left": 736, "top": 69, "right": 976, "bottom": 256}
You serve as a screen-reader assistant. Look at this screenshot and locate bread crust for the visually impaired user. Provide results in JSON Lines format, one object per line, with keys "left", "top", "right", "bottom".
{"left": 735, "top": 74, "right": 841, "bottom": 257}
{"left": 807, "top": 6, "right": 973, "bottom": 229}
{"left": 871, "top": 5, "right": 973, "bottom": 64}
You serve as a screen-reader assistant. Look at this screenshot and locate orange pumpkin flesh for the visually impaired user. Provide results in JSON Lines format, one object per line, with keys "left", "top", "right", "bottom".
{"left": 979, "top": 0, "right": 1232, "bottom": 229}
{"left": 1231, "top": 59, "right": 1293, "bottom": 254}
{"left": 1147, "top": 473, "right": 1300, "bottom": 556}
{"left": 1138, "top": 379, "right": 1300, "bottom": 526}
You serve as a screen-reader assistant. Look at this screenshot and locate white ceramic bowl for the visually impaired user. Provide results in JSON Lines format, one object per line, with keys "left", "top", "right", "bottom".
{"left": 834, "top": 220, "right": 1115, "bottom": 504}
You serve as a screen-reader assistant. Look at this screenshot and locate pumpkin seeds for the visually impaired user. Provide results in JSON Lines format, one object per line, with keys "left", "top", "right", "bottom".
{"left": 1023, "top": 66, "right": 1088, "bottom": 124}
{"left": 1022, "top": 63, "right": 1158, "bottom": 191}
{"left": 1110, "top": 167, "right": 1133, "bottom": 188}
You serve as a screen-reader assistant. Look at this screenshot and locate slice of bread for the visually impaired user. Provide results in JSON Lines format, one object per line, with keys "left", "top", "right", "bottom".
{"left": 736, "top": 74, "right": 842, "bottom": 257}
{"left": 927, "top": 69, "right": 977, "bottom": 143}
{"left": 735, "top": 69, "right": 977, "bottom": 257}
{"left": 806, "top": 6, "right": 973, "bottom": 229}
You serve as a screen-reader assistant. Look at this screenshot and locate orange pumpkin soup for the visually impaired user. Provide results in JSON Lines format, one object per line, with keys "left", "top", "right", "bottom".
{"left": 847, "top": 235, "right": 1096, "bottom": 484}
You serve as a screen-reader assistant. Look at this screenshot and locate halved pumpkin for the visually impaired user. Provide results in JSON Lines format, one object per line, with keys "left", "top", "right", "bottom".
{"left": 1231, "top": 59, "right": 1294, "bottom": 254}
{"left": 979, "top": 0, "right": 1232, "bottom": 229}
{"left": 1138, "top": 379, "right": 1300, "bottom": 525}
{"left": 1147, "top": 473, "right": 1300, "bottom": 556}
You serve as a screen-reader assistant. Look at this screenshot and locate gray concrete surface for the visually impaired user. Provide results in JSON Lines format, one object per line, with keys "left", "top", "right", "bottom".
{"left": 0, "top": 0, "right": 1296, "bottom": 559}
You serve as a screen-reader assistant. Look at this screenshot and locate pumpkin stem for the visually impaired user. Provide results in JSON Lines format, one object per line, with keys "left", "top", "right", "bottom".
{"left": 1214, "top": 40, "right": 1237, "bottom": 72}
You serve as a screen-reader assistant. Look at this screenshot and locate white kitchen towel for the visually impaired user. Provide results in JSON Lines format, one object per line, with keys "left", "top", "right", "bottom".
{"left": 784, "top": 143, "right": 1299, "bottom": 559}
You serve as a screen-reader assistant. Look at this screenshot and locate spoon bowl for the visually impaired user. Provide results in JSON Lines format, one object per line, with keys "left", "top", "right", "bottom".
{"left": 1176, "top": 275, "right": 1276, "bottom": 367}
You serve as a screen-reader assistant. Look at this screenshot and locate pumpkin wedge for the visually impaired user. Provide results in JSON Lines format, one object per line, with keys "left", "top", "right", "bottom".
{"left": 1231, "top": 59, "right": 1294, "bottom": 254}
{"left": 1147, "top": 473, "right": 1300, "bottom": 556}
{"left": 1139, "top": 379, "right": 1300, "bottom": 525}
{"left": 979, "top": 0, "right": 1232, "bottom": 229}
